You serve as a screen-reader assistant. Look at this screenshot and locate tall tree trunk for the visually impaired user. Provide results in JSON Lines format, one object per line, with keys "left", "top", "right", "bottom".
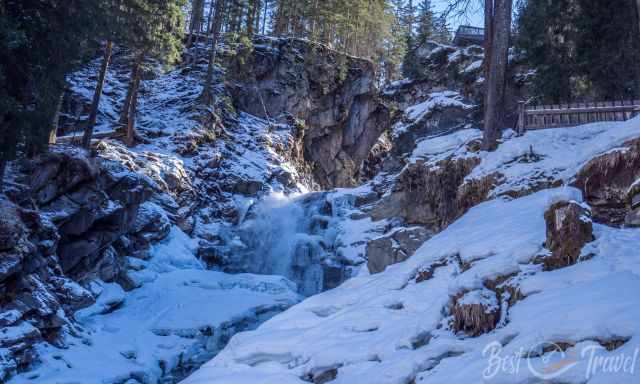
{"left": 126, "top": 70, "right": 141, "bottom": 147}
{"left": 201, "top": 0, "right": 227, "bottom": 104}
{"left": 484, "top": 0, "right": 494, "bottom": 90}
{"left": 254, "top": 0, "right": 262, "bottom": 34}
{"left": 83, "top": 40, "right": 113, "bottom": 149}
{"left": 262, "top": 0, "right": 268, "bottom": 34}
{"left": 483, "top": 0, "right": 511, "bottom": 151}
{"left": 274, "top": 0, "right": 288, "bottom": 35}
{"left": 0, "top": 159, "right": 6, "bottom": 193}
{"left": 187, "top": 0, "right": 206, "bottom": 47}
{"left": 636, "top": 0, "right": 640, "bottom": 34}
{"left": 119, "top": 52, "right": 145, "bottom": 126}
{"left": 247, "top": 0, "right": 257, "bottom": 35}
{"left": 49, "top": 92, "right": 64, "bottom": 146}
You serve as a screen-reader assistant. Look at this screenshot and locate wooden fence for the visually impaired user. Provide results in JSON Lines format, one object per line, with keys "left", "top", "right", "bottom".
{"left": 517, "top": 100, "right": 640, "bottom": 134}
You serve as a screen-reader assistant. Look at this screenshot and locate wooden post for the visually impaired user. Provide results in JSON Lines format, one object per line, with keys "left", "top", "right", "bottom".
{"left": 49, "top": 92, "right": 64, "bottom": 146}
{"left": 517, "top": 101, "right": 526, "bottom": 135}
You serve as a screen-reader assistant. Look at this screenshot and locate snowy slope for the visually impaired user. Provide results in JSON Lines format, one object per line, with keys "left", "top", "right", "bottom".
{"left": 9, "top": 229, "right": 300, "bottom": 384}
{"left": 181, "top": 118, "right": 640, "bottom": 384}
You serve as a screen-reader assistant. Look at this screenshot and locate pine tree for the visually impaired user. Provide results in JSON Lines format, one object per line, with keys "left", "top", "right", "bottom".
{"left": 516, "top": 0, "right": 640, "bottom": 102}
{"left": 432, "top": 15, "right": 451, "bottom": 44}
{"left": 201, "top": 0, "right": 227, "bottom": 104}
{"left": 115, "top": 0, "right": 186, "bottom": 147}
{"left": 402, "top": 0, "right": 434, "bottom": 79}
{"left": 2, "top": 0, "right": 114, "bottom": 160}
{"left": 416, "top": 0, "right": 434, "bottom": 43}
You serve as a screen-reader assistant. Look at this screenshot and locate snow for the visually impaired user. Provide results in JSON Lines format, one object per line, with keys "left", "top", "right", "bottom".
{"left": 183, "top": 183, "right": 640, "bottom": 384}
{"left": 464, "top": 60, "right": 483, "bottom": 73}
{"left": 9, "top": 229, "right": 300, "bottom": 384}
{"left": 23, "top": 36, "right": 640, "bottom": 384}
{"left": 405, "top": 91, "right": 474, "bottom": 122}
{"left": 410, "top": 128, "right": 482, "bottom": 163}
{"left": 407, "top": 116, "right": 640, "bottom": 198}
{"left": 181, "top": 117, "right": 640, "bottom": 384}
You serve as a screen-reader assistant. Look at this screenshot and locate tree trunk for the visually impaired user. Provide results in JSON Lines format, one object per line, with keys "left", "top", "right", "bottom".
{"left": 201, "top": 0, "right": 226, "bottom": 104}
{"left": 49, "top": 92, "right": 64, "bottom": 146}
{"left": 0, "top": 159, "right": 6, "bottom": 193}
{"left": 262, "top": 0, "right": 268, "bottom": 34}
{"left": 119, "top": 52, "right": 145, "bottom": 126}
{"left": 274, "top": 0, "right": 288, "bottom": 35}
{"left": 126, "top": 70, "right": 141, "bottom": 147}
{"left": 636, "top": 0, "right": 640, "bottom": 34}
{"left": 484, "top": 0, "right": 494, "bottom": 91}
{"left": 187, "top": 0, "right": 205, "bottom": 47}
{"left": 83, "top": 40, "right": 113, "bottom": 149}
{"left": 247, "top": 0, "right": 257, "bottom": 35}
{"left": 254, "top": 0, "right": 262, "bottom": 34}
{"left": 483, "top": 0, "right": 511, "bottom": 151}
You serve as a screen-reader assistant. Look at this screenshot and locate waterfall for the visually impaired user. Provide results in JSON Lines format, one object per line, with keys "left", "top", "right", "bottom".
{"left": 230, "top": 192, "right": 341, "bottom": 296}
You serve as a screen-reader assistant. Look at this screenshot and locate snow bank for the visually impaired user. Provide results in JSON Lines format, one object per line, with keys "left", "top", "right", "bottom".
{"left": 10, "top": 229, "right": 300, "bottom": 384}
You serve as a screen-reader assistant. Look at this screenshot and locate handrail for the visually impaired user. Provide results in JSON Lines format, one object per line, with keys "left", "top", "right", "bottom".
{"left": 516, "top": 100, "right": 640, "bottom": 135}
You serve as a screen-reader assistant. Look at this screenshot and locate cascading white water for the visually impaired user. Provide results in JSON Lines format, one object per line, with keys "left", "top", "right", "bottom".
{"left": 233, "top": 192, "right": 340, "bottom": 296}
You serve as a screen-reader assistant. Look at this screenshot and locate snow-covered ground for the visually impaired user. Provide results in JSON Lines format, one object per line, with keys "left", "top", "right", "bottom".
{"left": 9, "top": 229, "right": 300, "bottom": 384}
{"left": 181, "top": 118, "right": 640, "bottom": 384}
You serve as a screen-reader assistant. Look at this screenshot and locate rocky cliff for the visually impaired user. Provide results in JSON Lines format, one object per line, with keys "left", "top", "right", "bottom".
{"left": 226, "top": 37, "right": 391, "bottom": 188}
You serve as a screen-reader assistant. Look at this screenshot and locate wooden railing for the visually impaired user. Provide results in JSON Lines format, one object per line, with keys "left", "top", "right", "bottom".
{"left": 517, "top": 100, "right": 640, "bottom": 134}
{"left": 453, "top": 25, "right": 485, "bottom": 46}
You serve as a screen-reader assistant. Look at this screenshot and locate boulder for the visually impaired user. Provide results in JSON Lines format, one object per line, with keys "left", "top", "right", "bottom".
{"left": 624, "top": 180, "right": 640, "bottom": 227}
{"left": 542, "top": 201, "right": 594, "bottom": 270}
{"left": 28, "top": 152, "right": 100, "bottom": 205}
{"left": 0, "top": 199, "right": 25, "bottom": 252}
{"left": 366, "top": 226, "right": 432, "bottom": 274}
{"left": 573, "top": 139, "right": 640, "bottom": 225}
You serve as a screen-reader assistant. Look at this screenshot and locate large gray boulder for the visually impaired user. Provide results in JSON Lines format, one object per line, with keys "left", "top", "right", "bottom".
{"left": 366, "top": 226, "right": 432, "bottom": 274}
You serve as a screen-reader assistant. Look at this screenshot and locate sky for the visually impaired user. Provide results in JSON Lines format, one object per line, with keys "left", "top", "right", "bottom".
{"left": 432, "top": 0, "right": 484, "bottom": 30}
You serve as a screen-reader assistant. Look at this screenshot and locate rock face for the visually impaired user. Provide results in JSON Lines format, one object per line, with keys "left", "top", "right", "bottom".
{"left": 387, "top": 43, "right": 485, "bottom": 110}
{"left": 366, "top": 226, "right": 432, "bottom": 274}
{"left": 383, "top": 41, "right": 533, "bottom": 158}
{"left": 625, "top": 182, "right": 640, "bottom": 227}
{"left": 383, "top": 44, "right": 483, "bottom": 158}
{"left": 542, "top": 201, "right": 594, "bottom": 270}
{"left": 370, "top": 157, "right": 493, "bottom": 228}
{"left": 574, "top": 139, "right": 640, "bottom": 226}
{"left": 0, "top": 146, "right": 188, "bottom": 380}
{"left": 226, "top": 37, "right": 391, "bottom": 188}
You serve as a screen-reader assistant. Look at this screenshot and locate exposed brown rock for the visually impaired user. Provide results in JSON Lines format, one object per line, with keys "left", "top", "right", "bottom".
{"left": 573, "top": 139, "right": 640, "bottom": 225}
{"left": 370, "top": 157, "right": 496, "bottom": 230}
{"left": 542, "top": 201, "right": 594, "bottom": 270}
{"left": 451, "top": 289, "right": 501, "bottom": 337}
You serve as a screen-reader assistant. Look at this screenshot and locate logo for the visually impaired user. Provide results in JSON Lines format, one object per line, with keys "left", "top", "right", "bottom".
{"left": 482, "top": 340, "right": 639, "bottom": 381}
